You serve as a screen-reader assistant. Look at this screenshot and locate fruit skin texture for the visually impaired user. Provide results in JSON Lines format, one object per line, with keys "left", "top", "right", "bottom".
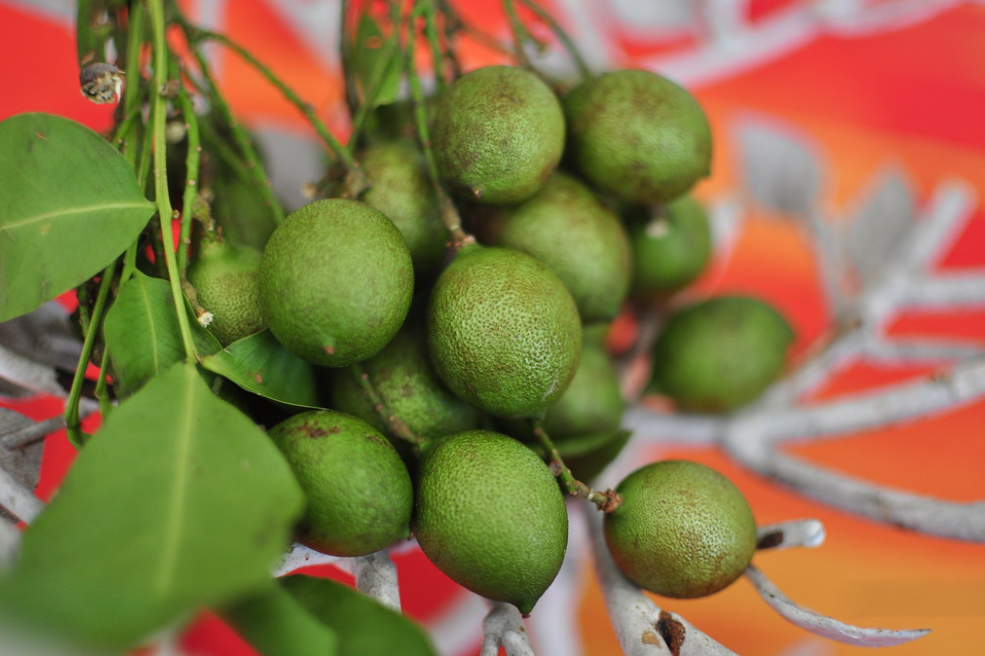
{"left": 330, "top": 324, "right": 484, "bottom": 442}
{"left": 267, "top": 410, "right": 413, "bottom": 557}
{"left": 258, "top": 199, "right": 413, "bottom": 367}
{"left": 629, "top": 195, "right": 712, "bottom": 298}
{"left": 412, "top": 430, "right": 568, "bottom": 615}
{"left": 433, "top": 65, "right": 565, "bottom": 205}
{"left": 542, "top": 339, "right": 624, "bottom": 439}
{"left": 427, "top": 244, "right": 582, "bottom": 418}
{"left": 481, "top": 172, "right": 633, "bottom": 322}
{"left": 359, "top": 141, "right": 448, "bottom": 276}
{"left": 564, "top": 69, "right": 712, "bottom": 205}
{"left": 650, "top": 295, "right": 795, "bottom": 412}
{"left": 187, "top": 239, "right": 266, "bottom": 346}
{"left": 604, "top": 460, "right": 757, "bottom": 599}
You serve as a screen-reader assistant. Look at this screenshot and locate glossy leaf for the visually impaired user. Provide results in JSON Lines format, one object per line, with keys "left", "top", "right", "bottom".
{"left": 201, "top": 330, "right": 319, "bottom": 409}
{"left": 222, "top": 582, "right": 338, "bottom": 656}
{"left": 0, "top": 113, "right": 154, "bottom": 322}
{"left": 282, "top": 575, "right": 438, "bottom": 656}
{"left": 0, "top": 364, "right": 305, "bottom": 649}
{"left": 103, "top": 271, "right": 221, "bottom": 395}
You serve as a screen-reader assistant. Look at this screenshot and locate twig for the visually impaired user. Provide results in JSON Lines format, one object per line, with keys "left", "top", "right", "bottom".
{"left": 480, "top": 603, "right": 535, "bottom": 656}
{"left": 341, "top": 549, "right": 402, "bottom": 611}
{"left": 533, "top": 421, "right": 621, "bottom": 511}
{"left": 756, "top": 519, "right": 825, "bottom": 550}
{"left": 0, "top": 466, "right": 45, "bottom": 525}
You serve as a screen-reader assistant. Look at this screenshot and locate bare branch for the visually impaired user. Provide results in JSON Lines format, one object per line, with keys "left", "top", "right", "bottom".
{"left": 273, "top": 541, "right": 341, "bottom": 577}
{"left": 622, "top": 407, "right": 723, "bottom": 446}
{"left": 756, "top": 519, "right": 826, "bottom": 550}
{"left": 0, "top": 466, "right": 45, "bottom": 525}
{"left": 899, "top": 272, "right": 985, "bottom": 310}
{"left": 345, "top": 550, "right": 401, "bottom": 611}
{"left": 0, "top": 343, "right": 66, "bottom": 398}
{"left": 862, "top": 337, "right": 984, "bottom": 364}
{"left": 744, "top": 565, "right": 930, "bottom": 646}
{"left": 0, "top": 517, "right": 20, "bottom": 569}
{"left": 481, "top": 603, "right": 535, "bottom": 656}
{"left": 896, "top": 178, "right": 977, "bottom": 272}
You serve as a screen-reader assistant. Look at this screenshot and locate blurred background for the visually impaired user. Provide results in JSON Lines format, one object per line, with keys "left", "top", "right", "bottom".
{"left": 1, "top": 1, "right": 984, "bottom": 655}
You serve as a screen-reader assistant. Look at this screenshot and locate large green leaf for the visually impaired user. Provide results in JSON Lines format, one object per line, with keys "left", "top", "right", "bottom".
{"left": 222, "top": 581, "right": 338, "bottom": 656}
{"left": 0, "top": 363, "right": 304, "bottom": 649}
{"left": 201, "top": 330, "right": 319, "bottom": 409}
{"left": 282, "top": 575, "right": 438, "bottom": 656}
{"left": 103, "top": 271, "right": 221, "bottom": 396}
{"left": 0, "top": 113, "right": 154, "bottom": 322}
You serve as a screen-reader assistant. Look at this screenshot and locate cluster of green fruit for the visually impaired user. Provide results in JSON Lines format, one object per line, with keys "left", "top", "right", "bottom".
{"left": 189, "top": 64, "right": 793, "bottom": 613}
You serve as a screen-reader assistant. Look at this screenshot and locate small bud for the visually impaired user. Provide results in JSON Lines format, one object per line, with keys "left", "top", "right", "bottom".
{"left": 79, "top": 62, "right": 124, "bottom": 104}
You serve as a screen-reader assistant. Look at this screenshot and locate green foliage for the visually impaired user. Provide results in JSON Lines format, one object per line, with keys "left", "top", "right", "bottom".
{"left": 0, "top": 364, "right": 305, "bottom": 649}
{"left": 0, "top": 113, "right": 154, "bottom": 321}
{"left": 352, "top": 12, "right": 402, "bottom": 109}
{"left": 222, "top": 582, "right": 339, "bottom": 656}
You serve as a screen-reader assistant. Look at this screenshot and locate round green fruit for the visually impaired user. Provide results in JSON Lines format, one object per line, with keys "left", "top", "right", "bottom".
{"left": 413, "top": 430, "right": 568, "bottom": 615}
{"left": 604, "top": 460, "right": 757, "bottom": 599}
{"left": 481, "top": 172, "right": 633, "bottom": 321}
{"left": 629, "top": 195, "right": 712, "bottom": 298}
{"left": 433, "top": 65, "right": 565, "bottom": 204}
{"left": 359, "top": 141, "right": 448, "bottom": 276}
{"left": 187, "top": 239, "right": 266, "bottom": 346}
{"left": 650, "top": 295, "right": 794, "bottom": 412}
{"left": 330, "top": 324, "right": 484, "bottom": 442}
{"left": 259, "top": 199, "right": 413, "bottom": 367}
{"left": 267, "top": 410, "right": 413, "bottom": 557}
{"left": 542, "top": 339, "right": 624, "bottom": 440}
{"left": 564, "top": 69, "right": 712, "bottom": 205}
{"left": 427, "top": 245, "right": 582, "bottom": 418}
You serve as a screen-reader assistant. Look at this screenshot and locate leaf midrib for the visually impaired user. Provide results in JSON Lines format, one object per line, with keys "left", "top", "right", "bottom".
{"left": 1, "top": 201, "right": 153, "bottom": 232}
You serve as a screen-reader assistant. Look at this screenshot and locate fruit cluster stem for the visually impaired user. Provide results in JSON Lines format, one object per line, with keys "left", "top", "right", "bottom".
{"left": 533, "top": 421, "right": 622, "bottom": 512}
{"left": 351, "top": 363, "right": 426, "bottom": 448}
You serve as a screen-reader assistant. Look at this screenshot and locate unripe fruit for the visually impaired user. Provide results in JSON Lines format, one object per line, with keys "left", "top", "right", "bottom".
{"left": 259, "top": 199, "right": 413, "bottom": 367}
{"left": 187, "top": 239, "right": 266, "bottom": 345}
{"left": 359, "top": 141, "right": 448, "bottom": 276}
{"left": 413, "top": 430, "right": 568, "bottom": 614}
{"left": 542, "top": 338, "right": 624, "bottom": 440}
{"left": 481, "top": 172, "right": 633, "bottom": 321}
{"left": 564, "top": 70, "right": 712, "bottom": 205}
{"left": 629, "top": 195, "right": 712, "bottom": 298}
{"left": 604, "top": 460, "right": 757, "bottom": 598}
{"left": 267, "top": 410, "right": 413, "bottom": 557}
{"left": 433, "top": 66, "right": 565, "bottom": 204}
{"left": 330, "top": 324, "right": 484, "bottom": 442}
{"left": 650, "top": 295, "right": 794, "bottom": 412}
{"left": 427, "top": 245, "right": 582, "bottom": 418}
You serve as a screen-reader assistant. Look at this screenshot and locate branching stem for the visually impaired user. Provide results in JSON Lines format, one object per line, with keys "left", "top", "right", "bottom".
{"left": 532, "top": 420, "right": 621, "bottom": 512}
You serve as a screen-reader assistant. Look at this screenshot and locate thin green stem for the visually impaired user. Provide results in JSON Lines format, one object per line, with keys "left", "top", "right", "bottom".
{"left": 189, "top": 26, "right": 367, "bottom": 196}
{"left": 95, "top": 347, "right": 114, "bottom": 420}
{"left": 64, "top": 262, "right": 116, "bottom": 447}
{"left": 348, "top": 0, "right": 404, "bottom": 146}
{"left": 148, "top": 0, "right": 197, "bottom": 363}
{"left": 173, "top": 61, "right": 202, "bottom": 276}
{"left": 340, "top": 0, "right": 360, "bottom": 120}
{"left": 405, "top": 8, "right": 471, "bottom": 249}
{"left": 532, "top": 420, "right": 622, "bottom": 512}
{"left": 502, "top": 0, "right": 535, "bottom": 71}
{"left": 422, "top": 0, "right": 448, "bottom": 92}
{"left": 351, "top": 363, "right": 426, "bottom": 447}
{"left": 121, "top": 2, "right": 147, "bottom": 110}
{"left": 516, "top": 0, "right": 591, "bottom": 79}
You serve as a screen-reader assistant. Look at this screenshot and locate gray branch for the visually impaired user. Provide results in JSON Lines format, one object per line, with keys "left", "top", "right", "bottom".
{"left": 744, "top": 565, "right": 929, "bottom": 646}
{"left": 756, "top": 519, "right": 826, "bottom": 551}
{"left": 480, "top": 603, "right": 535, "bottom": 656}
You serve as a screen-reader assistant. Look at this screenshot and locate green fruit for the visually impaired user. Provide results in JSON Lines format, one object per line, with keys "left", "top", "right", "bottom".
{"left": 629, "top": 195, "right": 712, "bottom": 298}
{"left": 413, "top": 430, "right": 568, "bottom": 614}
{"left": 209, "top": 173, "right": 278, "bottom": 252}
{"left": 331, "top": 324, "right": 484, "bottom": 441}
{"left": 187, "top": 239, "right": 266, "bottom": 346}
{"left": 542, "top": 339, "right": 624, "bottom": 439}
{"left": 564, "top": 70, "right": 712, "bottom": 205}
{"left": 427, "top": 245, "right": 582, "bottom": 418}
{"left": 359, "top": 141, "right": 448, "bottom": 276}
{"left": 433, "top": 66, "right": 565, "bottom": 204}
{"left": 650, "top": 296, "right": 794, "bottom": 412}
{"left": 259, "top": 199, "right": 413, "bottom": 367}
{"left": 604, "top": 460, "right": 757, "bottom": 598}
{"left": 482, "top": 172, "right": 633, "bottom": 321}
{"left": 267, "top": 410, "right": 413, "bottom": 557}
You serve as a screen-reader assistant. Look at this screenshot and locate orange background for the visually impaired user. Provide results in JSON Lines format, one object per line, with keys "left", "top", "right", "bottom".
{"left": 1, "top": 1, "right": 984, "bottom": 655}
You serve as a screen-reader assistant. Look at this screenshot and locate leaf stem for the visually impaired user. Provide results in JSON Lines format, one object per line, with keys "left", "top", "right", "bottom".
{"left": 148, "top": 0, "right": 197, "bottom": 364}
{"left": 532, "top": 419, "right": 622, "bottom": 512}
{"left": 405, "top": 5, "right": 472, "bottom": 250}
{"left": 421, "top": 0, "right": 448, "bottom": 93}
{"left": 64, "top": 262, "right": 116, "bottom": 447}
{"left": 351, "top": 363, "right": 426, "bottom": 447}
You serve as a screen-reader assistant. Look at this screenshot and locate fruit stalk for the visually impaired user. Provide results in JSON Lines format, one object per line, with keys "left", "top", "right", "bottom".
{"left": 533, "top": 420, "right": 621, "bottom": 512}
{"left": 351, "top": 363, "right": 426, "bottom": 447}
{"left": 173, "top": 60, "right": 202, "bottom": 276}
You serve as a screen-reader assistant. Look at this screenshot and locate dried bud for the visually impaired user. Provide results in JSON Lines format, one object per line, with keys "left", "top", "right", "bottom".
{"left": 79, "top": 62, "right": 124, "bottom": 104}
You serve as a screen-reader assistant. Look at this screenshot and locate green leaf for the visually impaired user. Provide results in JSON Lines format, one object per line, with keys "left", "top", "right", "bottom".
{"left": 352, "top": 12, "right": 402, "bottom": 108}
{"left": 282, "top": 575, "right": 438, "bottom": 656}
{"left": 222, "top": 582, "right": 338, "bottom": 656}
{"left": 201, "top": 330, "right": 319, "bottom": 409}
{"left": 0, "top": 113, "right": 154, "bottom": 322}
{"left": 0, "top": 364, "right": 304, "bottom": 649}
{"left": 103, "top": 271, "right": 221, "bottom": 396}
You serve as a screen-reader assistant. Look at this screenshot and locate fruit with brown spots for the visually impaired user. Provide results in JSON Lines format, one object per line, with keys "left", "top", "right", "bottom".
{"left": 267, "top": 410, "right": 413, "bottom": 557}
{"left": 603, "top": 460, "right": 757, "bottom": 598}
{"left": 187, "top": 238, "right": 266, "bottom": 346}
